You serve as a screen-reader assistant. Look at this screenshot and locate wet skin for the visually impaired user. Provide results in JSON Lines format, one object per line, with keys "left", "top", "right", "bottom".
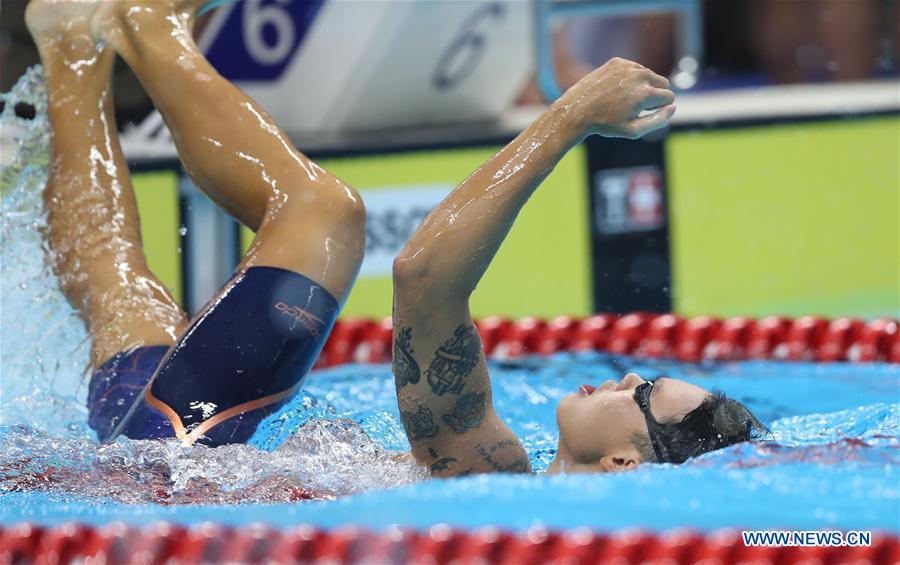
{"left": 27, "top": 0, "right": 365, "bottom": 368}
{"left": 28, "top": 0, "right": 684, "bottom": 474}
{"left": 551, "top": 373, "right": 710, "bottom": 473}
{"left": 391, "top": 58, "right": 678, "bottom": 476}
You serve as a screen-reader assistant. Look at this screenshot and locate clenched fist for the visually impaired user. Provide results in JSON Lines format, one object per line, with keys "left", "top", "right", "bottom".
{"left": 556, "top": 57, "right": 676, "bottom": 140}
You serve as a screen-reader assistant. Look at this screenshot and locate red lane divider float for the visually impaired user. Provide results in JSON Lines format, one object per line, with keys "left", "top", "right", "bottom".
{"left": 315, "top": 314, "right": 899, "bottom": 367}
{"left": 5, "top": 316, "right": 895, "bottom": 564}
{"left": 2, "top": 524, "right": 897, "bottom": 564}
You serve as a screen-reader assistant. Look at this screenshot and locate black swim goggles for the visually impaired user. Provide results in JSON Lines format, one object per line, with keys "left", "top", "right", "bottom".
{"left": 633, "top": 380, "right": 673, "bottom": 463}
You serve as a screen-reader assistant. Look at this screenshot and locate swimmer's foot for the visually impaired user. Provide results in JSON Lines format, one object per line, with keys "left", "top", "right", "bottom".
{"left": 90, "top": 0, "right": 207, "bottom": 61}
{"left": 26, "top": 0, "right": 101, "bottom": 60}
{"left": 25, "top": 0, "right": 113, "bottom": 83}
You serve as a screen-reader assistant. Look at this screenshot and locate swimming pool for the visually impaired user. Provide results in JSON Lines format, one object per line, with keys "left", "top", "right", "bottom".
{"left": 2, "top": 352, "right": 899, "bottom": 532}
{"left": 2, "top": 66, "right": 899, "bottom": 563}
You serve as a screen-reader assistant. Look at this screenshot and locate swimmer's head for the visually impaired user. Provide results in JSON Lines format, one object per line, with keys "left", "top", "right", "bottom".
{"left": 550, "top": 373, "right": 765, "bottom": 473}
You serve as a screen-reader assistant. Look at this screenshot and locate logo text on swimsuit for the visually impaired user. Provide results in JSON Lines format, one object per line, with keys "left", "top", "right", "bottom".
{"left": 274, "top": 302, "right": 323, "bottom": 337}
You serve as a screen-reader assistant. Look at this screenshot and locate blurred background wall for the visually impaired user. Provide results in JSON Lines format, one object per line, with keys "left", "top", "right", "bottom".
{"left": 2, "top": 0, "right": 897, "bottom": 320}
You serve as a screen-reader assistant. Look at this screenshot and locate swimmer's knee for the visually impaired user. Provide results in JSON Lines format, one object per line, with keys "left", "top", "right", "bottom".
{"left": 268, "top": 182, "right": 366, "bottom": 271}
{"left": 317, "top": 184, "right": 366, "bottom": 258}
{"left": 279, "top": 182, "right": 366, "bottom": 233}
{"left": 329, "top": 183, "right": 366, "bottom": 232}
{"left": 329, "top": 186, "right": 366, "bottom": 265}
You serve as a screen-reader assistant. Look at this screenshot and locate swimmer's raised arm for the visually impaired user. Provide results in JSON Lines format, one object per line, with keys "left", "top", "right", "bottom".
{"left": 391, "top": 58, "right": 675, "bottom": 477}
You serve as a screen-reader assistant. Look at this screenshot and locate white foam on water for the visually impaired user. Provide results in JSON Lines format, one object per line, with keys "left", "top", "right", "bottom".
{"left": 0, "top": 68, "right": 896, "bottom": 517}
{"left": 0, "top": 67, "right": 427, "bottom": 504}
{"left": 1, "top": 65, "right": 91, "bottom": 435}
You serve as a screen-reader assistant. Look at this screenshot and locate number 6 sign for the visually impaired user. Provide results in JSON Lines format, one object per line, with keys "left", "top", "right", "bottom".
{"left": 203, "top": 0, "right": 323, "bottom": 81}
{"left": 242, "top": 0, "right": 297, "bottom": 65}
{"left": 433, "top": 3, "right": 506, "bottom": 90}
{"left": 200, "top": 0, "right": 531, "bottom": 133}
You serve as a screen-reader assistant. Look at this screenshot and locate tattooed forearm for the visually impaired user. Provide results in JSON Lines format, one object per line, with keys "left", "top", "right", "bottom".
{"left": 400, "top": 404, "right": 439, "bottom": 440}
{"left": 442, "top": 391, "right": 486, "bottom": 434}
{"left": 393, "top": 326, "right": 421, "bottom": 388}
{"left": 426, "top": 325, "right": 481, "bottom": 395}
{"left": 475, "top": 440, "right": 530, "bottom": 473}
{"left": 430, "top": 457, "right": 459, "bottom": 473}
{"left": 425, "top": 446, "right": 459, "bottom": 474}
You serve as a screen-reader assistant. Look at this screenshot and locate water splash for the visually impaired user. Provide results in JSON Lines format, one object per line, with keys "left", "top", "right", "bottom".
{"left": 1, "top": 66, "right": 49, "bottom": 189}
{"left": 770, "top": 402, "right": 900, "bottom": 447}
{"left": 0, "top": 68, "right": 897, "bottom": 524}
{"left": 0, "top": 420, "right": 427, "bottom": 504}
{"left": 0, "top": 67, "right": 427, "bottom": 504}
{"left": 1, "top": 66, "right": 91, "bottom": 435}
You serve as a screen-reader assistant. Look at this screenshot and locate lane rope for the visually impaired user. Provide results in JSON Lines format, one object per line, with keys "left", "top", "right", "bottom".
{"left": 317, "top": 314, "right": 899, "bottom": 366}
{"left": 4, "top": 314, "right": 896, "bottom": 563}
{"left": 2, "top": 523, "right": 897, "bottom": 564}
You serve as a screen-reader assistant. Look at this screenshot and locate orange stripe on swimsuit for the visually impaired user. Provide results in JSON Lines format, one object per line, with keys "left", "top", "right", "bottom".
{"left": 108, "top": 266, "right": 339, "bottom": 446}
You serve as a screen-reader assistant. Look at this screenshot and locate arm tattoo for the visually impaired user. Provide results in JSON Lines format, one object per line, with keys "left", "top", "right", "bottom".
{"left": 442, "top": 391, "right": 486, "bottom": 434}
{"left": 430, "top": 457, "right": 459, "bottom": 473}
{"left": 393, "top": 326, "right": 420, "bottom": 388}
{"left": 400, "top": 404, "right": 439, "bottom": 440}
{"left": 475, "top": 439, "right": 530, "bottom": 473}
{"left": 426, "top": 447, "right": 459, "bottom": 473}
{"left": 426, "top": 325, "right": 481, "bottom": 395}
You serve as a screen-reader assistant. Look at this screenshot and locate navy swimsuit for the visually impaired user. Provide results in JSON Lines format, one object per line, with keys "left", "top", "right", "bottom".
{"left": 87, "top": 266, "right": 339, "bottom": 447}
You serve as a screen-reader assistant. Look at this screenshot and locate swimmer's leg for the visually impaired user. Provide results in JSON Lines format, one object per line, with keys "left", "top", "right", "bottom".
{"left": 89, "top": 1, "right": 364, "bottom": 444}
{"left": 25, "top": 1, "right": 188, "bottom": 369}
{"left": 91, "top": 0, "right": 365, "bottom": 301}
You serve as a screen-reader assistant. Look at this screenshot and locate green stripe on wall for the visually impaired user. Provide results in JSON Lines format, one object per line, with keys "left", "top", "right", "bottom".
{"left": 667, "top": 116, "right": 900, "bottom": 318}
{"left": 242, "top": 146, "right": 592, "bottom": 319}
{"left": 132, "top": 171, "right": 183, "bottom": 305}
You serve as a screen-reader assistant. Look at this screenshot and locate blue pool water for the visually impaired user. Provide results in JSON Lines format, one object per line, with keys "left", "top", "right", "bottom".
{"left": 1, "top": 67, "right": 898, "bottom": 533}
{"left": 1, "top": 357, "right": 898, "bottom": 532}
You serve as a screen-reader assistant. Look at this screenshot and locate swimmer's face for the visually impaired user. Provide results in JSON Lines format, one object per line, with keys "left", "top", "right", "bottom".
{"left": 553, "top": 373, "right": 709, "bottom": 472}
